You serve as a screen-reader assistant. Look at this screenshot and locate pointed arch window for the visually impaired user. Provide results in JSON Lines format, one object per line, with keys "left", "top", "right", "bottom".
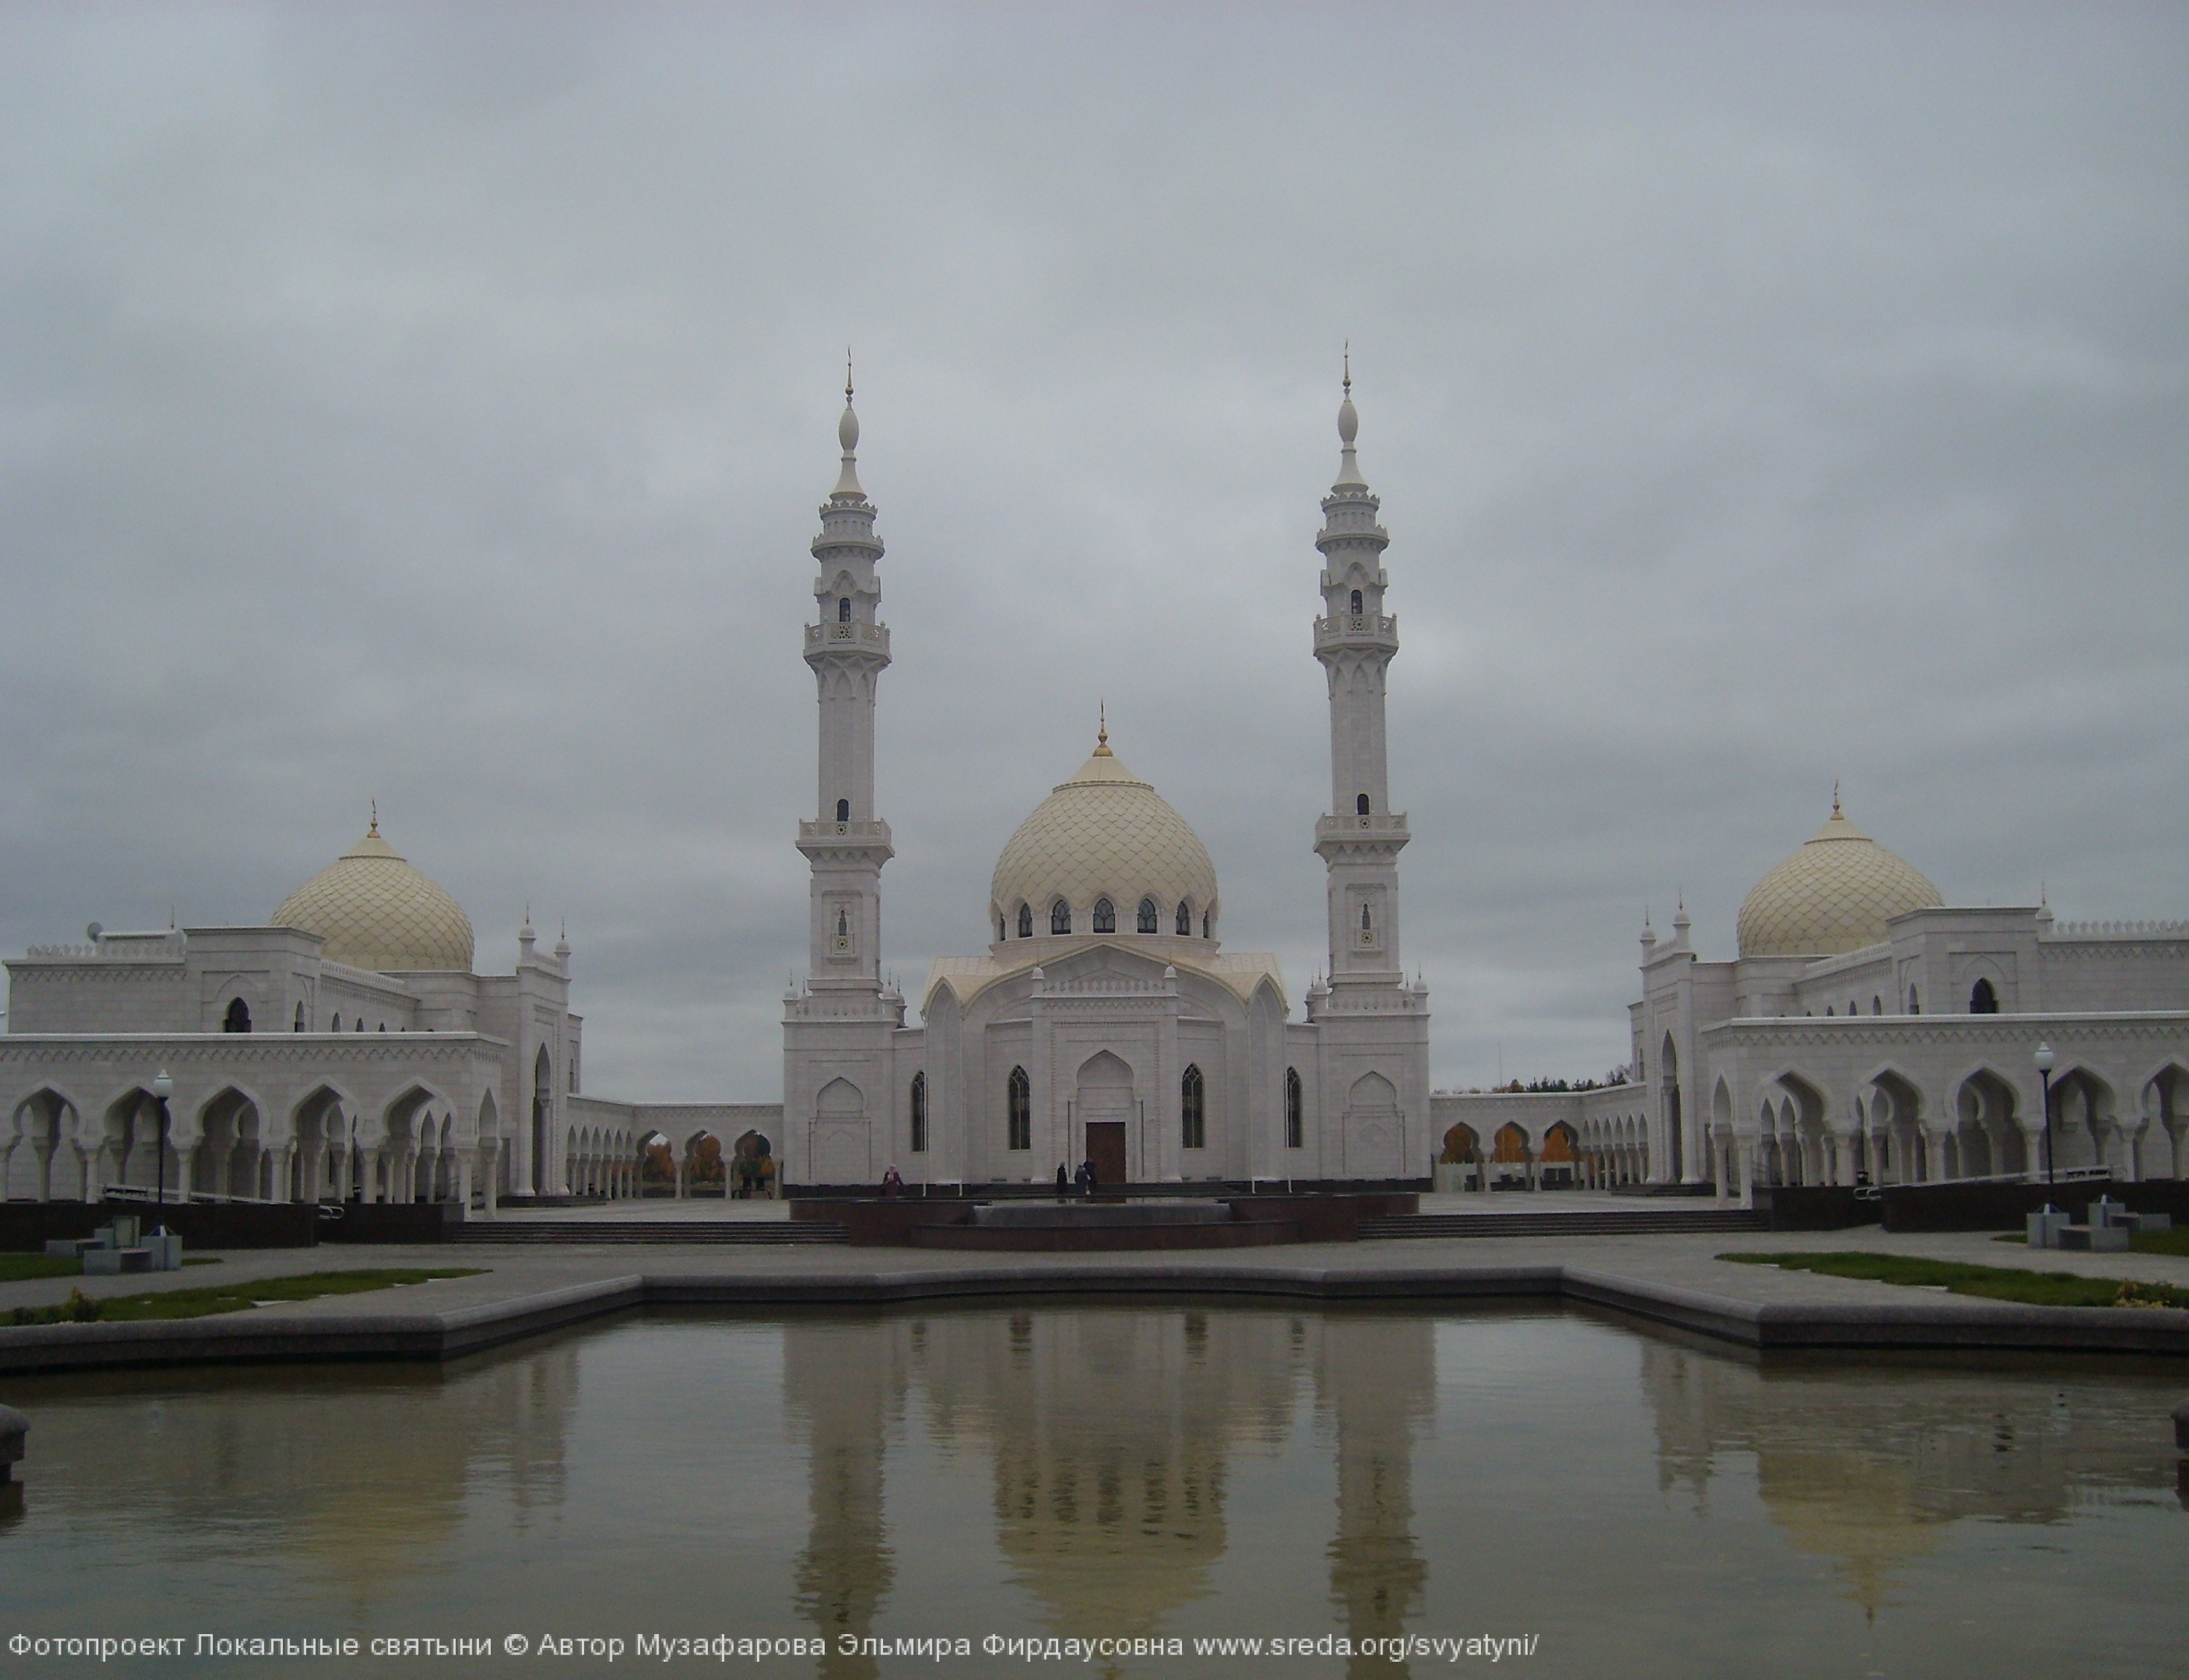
{"left": 1202, "top": 910, "right": 1213, "bottom": 938}
{"left": 910, "top": 1072, "right": 928, "bottom": 1154}
{"left": 1007, "top": 1067, "right": 1031, "bottom": 1151}
{"left": 1969, "top": 977, "right": 1999, "bottom": 1014}
{"left": 1909, "top": 987, "right": 1921, "bottom": 1015}
{"left": 1872, "top": 997, "right": 1882, "bottom": 1016}
{"left": 1017, "top": 903, "right": 1033, "bottom": 939}
{"left": 1349, "top": 588, "right": 1363, "bottom": 615}
{"left": 332, "top": 1014, "right": 342, "bottom": 1032}
{"left": 1285, "top": 1068, "right": 1303, "bottom": 1150}
{"left": 1175, "top": 901, "right": 1191, "bottom": 936}
{"left": 1051, "top": 900, "right": 1072, "bottom": 936}
{"left": 223, "top": 997, "right": 252, "bottom": 1034}
{"left": 836, "top": 909, "right": 849, "bottom": 937}
{"left": 1137, "top": 897, "right": 1159, "bottom": 933}
{"left": 837, "top": 596, "right": 852, "bottom": 623}
{"left": 1181, "top": 1065, "right": 1206, "bottom": 1150}
{"left": 293, "top": 1001, "right": 306, "bottom": 1032}
{"left": 1092, "top": 898, "right": 1116, "bottom": 933}
{"left": 1361, "top": 902, "right": 1372, "bottom": 932}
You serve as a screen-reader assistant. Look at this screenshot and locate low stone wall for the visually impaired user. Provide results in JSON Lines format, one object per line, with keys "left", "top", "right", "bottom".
{"left": 793, "top": 1192, "right": 1418, "bottom": 1248}
{"left": 1881, "top": 1180, "right": 2189, "bottom": 1232}
{"left": 0, "top": 1200, "right": 317, "bottom": 1251}
{"left": 1758, "top": 1187, "right": 1876, "bottom": 1231}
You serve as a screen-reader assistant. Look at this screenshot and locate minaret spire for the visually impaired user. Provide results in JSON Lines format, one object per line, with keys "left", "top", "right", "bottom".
{"left": 1312, "top": 363, "right": 1415, "bottom": 993}
{"left": 797, "top": 364, "right": 894, "bottom": 998}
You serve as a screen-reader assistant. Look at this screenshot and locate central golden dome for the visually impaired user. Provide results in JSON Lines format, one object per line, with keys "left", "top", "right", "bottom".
{"left": 989, "top": 733, "right": 1218, "bottom": 939}
{"left": 273, "top": 817, "right": 476, "bottom": 973}
{"left": 1736, "top": 804, "right": 1943, "bottom": 958}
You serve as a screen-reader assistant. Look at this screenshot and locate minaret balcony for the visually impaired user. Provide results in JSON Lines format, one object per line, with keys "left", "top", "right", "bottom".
{"left": 797, "top": 817, "right": 895, "bottom": 866}
{"left": 1315, "top": 812, "right": 1411, "bottom": 861}
{"left": 1313, "top": 612, "right": 1398, "bottom": 653}
{"left": 804, "top": 621, "right": 892, "bottom": 658}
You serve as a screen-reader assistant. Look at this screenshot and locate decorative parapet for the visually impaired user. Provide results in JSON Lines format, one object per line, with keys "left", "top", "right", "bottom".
{"left": 1313, "top": 612, "right": 1398, "bottom": 653}
{"left": 2048, "top": 919, "right": 2189, "bottom": 939}
{"left": 804, "top": 621, "right": 891, "bottom": 658}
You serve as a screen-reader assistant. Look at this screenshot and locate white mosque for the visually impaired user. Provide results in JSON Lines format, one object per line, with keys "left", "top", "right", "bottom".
{"left": 4, "top": 376, "right": 2185, "bottom": 1206}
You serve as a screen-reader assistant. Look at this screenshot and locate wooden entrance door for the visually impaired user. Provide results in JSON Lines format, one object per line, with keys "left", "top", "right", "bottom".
{"left": 1084, "top": 1121, "right": 1127, "bottom": 1186}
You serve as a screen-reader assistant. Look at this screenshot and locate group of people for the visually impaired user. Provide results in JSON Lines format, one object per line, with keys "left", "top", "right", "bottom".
{"left": 1055, "top": 1159, "right": 1101, "bottom": 1196}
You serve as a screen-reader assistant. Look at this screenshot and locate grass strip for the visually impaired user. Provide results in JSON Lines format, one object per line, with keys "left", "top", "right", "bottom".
{"left": 1994, "top": 1226, "right": 2189, "bottom": 1257}
{"left": 1717, "top": 1251, "right": 2188, "bottom": 1310}
{"left": 6, "top": 1268, "right": 484, "bottom": 1326}
{"left": 0, "top": 1254, "right": 87, "bottom": 1284}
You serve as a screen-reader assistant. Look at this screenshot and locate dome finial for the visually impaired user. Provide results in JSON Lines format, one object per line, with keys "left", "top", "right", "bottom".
{"left": 1832, "top": 777, "right": 1842, "bottom": 818}
{"left": 1334, "top": 346, "right": 1365, "bottom": 489}
{"left": 1094, "top": 699, "right": 1111, "bottom": 756}
{"left": 831, "top": 354, "right": 865, "bottom": 500}
{"left": 368, "top": 797, "right": 378, "bottom": 839}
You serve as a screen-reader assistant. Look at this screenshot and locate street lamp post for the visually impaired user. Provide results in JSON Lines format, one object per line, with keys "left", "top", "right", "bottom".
{"left": 2034, "top": 1043, "right": 2056, "bottom": 1186}
{"left": 151, "top": 1070, "right": 173, "bottom": 1208}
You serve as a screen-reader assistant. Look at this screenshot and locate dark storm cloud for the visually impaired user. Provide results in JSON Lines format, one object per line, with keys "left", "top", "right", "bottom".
{"left": 2, "top": 4, "right": 2184, "bottom": 1097}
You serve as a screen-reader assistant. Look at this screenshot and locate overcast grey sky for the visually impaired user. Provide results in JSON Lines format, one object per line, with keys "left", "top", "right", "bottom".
{"left": 2, "top": 4, "right": 2184, "bottom": 1101}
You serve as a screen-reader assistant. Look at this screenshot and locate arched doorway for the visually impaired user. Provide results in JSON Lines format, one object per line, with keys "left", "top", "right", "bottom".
{"left": 1661, "top": 1035, "right": 1682, "bottom": 1183}
{"left": 684, "top": 1131, "right": 726, "bottom": 1198}
{"left": 1076, "top": 1051, "right": 1132, "bottom": 1185}
{"left": 639, "top": 1132, "right": 677, "bottom": 1197}
{"left": 1539, "top": 1122, "right": 1578, "bottom": 1188}
{"left": 1492, "top": 1121, "right": 1531, "bottom": 1188}
{"left": 531, "top": 1044, "right": 553, "bottom": 1196}
{"left": 732, "top": 1131, "right": 776, "bottom": 1199}
{"left": 1438, "top": 1121, "right": 1481, "bottom": 1191}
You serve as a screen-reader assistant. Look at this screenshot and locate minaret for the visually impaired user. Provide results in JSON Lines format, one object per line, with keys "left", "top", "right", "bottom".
{"left": 1312, "top": 357, "right": 1411, "bottom": 994}
{"left": 796, "top": 368, "right": 894, "bottom": 995}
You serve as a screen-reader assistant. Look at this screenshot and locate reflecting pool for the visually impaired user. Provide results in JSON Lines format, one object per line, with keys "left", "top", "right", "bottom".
{"left": 2, "top": 1305, "right": 2185, "bottom": 1677}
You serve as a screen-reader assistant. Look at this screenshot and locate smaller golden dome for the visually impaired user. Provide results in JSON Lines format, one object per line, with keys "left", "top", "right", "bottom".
{"left": 1737, "top": 803, "right": 1943, "bottom": 958}
{"left": 273, "top": 816, "right": 475, "bottom": 973}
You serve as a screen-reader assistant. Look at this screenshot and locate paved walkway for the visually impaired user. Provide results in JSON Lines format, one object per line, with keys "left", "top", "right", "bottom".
{"left": 7, "top": 1223, "right": 2186, "bottom": 1323}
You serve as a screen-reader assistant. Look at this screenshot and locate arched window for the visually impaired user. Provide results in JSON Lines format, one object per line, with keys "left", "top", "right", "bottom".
{"left": 223, "top": 997, "right": 252, "bottom": 1034}
{"left": 837, "top": 596, "right": 852, "bottom": 623}
{"left": 1356, "top": 793, "right": 1370, "bottom": 815}
{"left": 1051, "top": 900, "right": 1072, "bottom": 936}
{"left": 331, "top": 1014, "right": 342, "bottom": 1032}
{"left": 1824, "top": 1006, "right": 1833, "bottom": 1016}
{"left": 1137, "top": 897, "right": 1159, "bottom": 933}
{"left": 835, "top": 798, "right": 851, "bottom": 822}
{"left": 1909, "top": 987, "right": 1921, "bottom": 1015}
{"left": 293, "top": 1001, "right": 306, "bottom": 1032}
{"left": 998, "top": 917, "right": 1007, "bottom": 941}
{"left": 1202, "top": 909, "right": 1212, "bottom": 938}
{"left": 1181, "top": 1065, "right": 1205, "bottom": 1150}
{"left": 355, "top": 1019, "right": 365, "bottom": 1032}
{"left": 1017, "top": 903, "right": 1033, "bottom": 939}
{"left": 910, "top": 1072, "right": 928, "bottom": 1154}
{"left": 1349, "top": 588, "right": 1363, "bottom": 615}
{"left": 1284, "top": 1068, "right": 1303, "bottom": 1150}
{"left": 1092, "top": 898, "right": 1116, "bottom": 933}
{"left": 836, "top": 908, "right": 849, "bottom": 938}
{"left": 1360, "top": 902, "right": 1372, "bottom": 932}
{"left": 1176, "top": 901, "right": 1191, "bottom": 936}
{"left": 1007, "top": 1066, "right": 1031, "bottom": 1151}
{"left": 1872, "top": 996, "right": 1882, "bottom": 1015}
{"left": 1969, "top": 977, "right": 1999, "bottom": 1014}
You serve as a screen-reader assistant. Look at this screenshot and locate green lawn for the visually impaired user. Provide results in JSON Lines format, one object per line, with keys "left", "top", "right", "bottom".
{"left": 1718, "top": 1251, "right": 2188, "bottom": 1310}
{"left": 1994, "top": 1226, "right": 2189, "bottom": 1257}
{"left": 5, "top": 1268, "right": 485, "bottom": 1326}
{"left": 0, "top": 1254, "right": 87, "bottom": 1283}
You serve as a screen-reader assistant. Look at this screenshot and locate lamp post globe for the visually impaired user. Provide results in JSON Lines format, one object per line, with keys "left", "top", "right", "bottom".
{"left": 2033, "top": 1043, "right": 2056, "bottom": 1186}
{"left": 150, "top": 1070, "right": 174, "bottom": 1208}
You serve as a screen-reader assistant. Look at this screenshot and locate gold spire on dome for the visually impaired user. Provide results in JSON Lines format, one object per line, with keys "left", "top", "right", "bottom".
{"left": 368, "top": 798, "right": 378, "bottom": 839}
{"left": 1094, "top": 701, "right": 1111, "bottom": 757}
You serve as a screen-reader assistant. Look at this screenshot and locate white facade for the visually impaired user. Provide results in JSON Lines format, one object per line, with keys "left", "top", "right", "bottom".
{"left": 781, "top": 378, "right": 1432, "bottom": 1186}
{"left": 1439, "top": 813, "right": 2189, "bottom": 1194}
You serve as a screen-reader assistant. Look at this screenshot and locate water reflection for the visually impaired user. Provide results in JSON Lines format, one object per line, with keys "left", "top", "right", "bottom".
{"left": 783, "top": 1307, "right": 1434, "bottom": 1671}
{"left": 1641, "top": 1342, "right": 2181, "bottom": 1614}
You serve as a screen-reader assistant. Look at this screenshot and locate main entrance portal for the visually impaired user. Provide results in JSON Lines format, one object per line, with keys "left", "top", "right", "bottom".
{"left": 1084, "top": 1122, "right": 1127, "bottom": 1184}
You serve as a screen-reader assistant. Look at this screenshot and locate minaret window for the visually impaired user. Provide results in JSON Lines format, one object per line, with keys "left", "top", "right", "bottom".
{"left": 1175, "top": 901, "right": 1191, "bottom": 936}
{"left": 1356, "top": 793, "right": 1370, "bottom": 816}
{"left": 836, "top": 909, "right": 849, "bottom": 937}
{"left": 1092, "top": 898, "right": 1116, "bottom": 933}
{"left": 1181, "top": 1065, "right": 1205, "bottom": 1150}
{"left": 910, "top": 1073, "right": 928, "bottom": 1154}
{"left": 1137, "top": 898, "right": 1159, "bottom": 933}
{"left": 1285, "top": 1068, "right": 1303, "bottom": 1150}
{"left": 1350, "top": 588, "right": 1363, "bottom": 615}
{"left": 1017, "top": 903, "right": 1033, "bottom": 940}
{"left": 837, "top": 596, "right": 852, "bottom": 623}
{"left": 1007, "top": 1066, "right": 1031, "bottom": 1151}
{"left": 1051, "top": 900, "right": 1072, "bottom": 936}
{"left": 835, "top": 798, "right": 850, "bottom": 822}
{"left": 1361, "top": 903, "right": 1372, "bottom": 931}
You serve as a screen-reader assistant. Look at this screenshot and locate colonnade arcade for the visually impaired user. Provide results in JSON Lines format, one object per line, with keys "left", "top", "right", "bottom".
{"left": 2, "top": 1079, "right": 508, "bottom": 1208}
{"left": 1706, "top": 1057, "right": 2189, "bottom": 1193}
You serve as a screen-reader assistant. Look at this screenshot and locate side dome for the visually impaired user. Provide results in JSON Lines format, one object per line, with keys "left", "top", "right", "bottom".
{"left": 1736, "top": 804, "right": 1943, "bottom": 959}
{"left": 990, "top": 736, "right": 1218, "bottom": 936}
{"left": 273, "top": 818, "right": 476, "bottom": 973}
